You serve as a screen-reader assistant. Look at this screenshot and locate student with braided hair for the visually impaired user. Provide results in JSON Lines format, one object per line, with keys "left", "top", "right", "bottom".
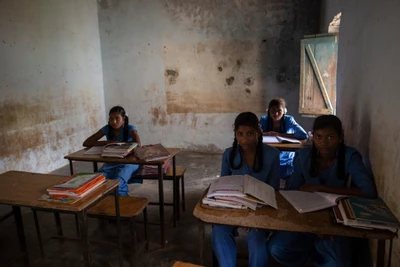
{"left": 83, "top": 106, "right": 141, "bottom": 196}
{"left": 267, "top": 115, "right": 376, "bottom": 267}
{"left": 259, "top": 98, "right": 308, "bottom": 179}
{"left": 212, "top": 112, "right": 280, "bottom": 267}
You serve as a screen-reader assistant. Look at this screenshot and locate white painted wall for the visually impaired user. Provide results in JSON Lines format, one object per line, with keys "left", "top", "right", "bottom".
{"left": 0, "top": 0, "right": 105, "bottom": 173}
{"left": 98, "top": 0, "right": 318, "bottom": 152}
{"left": 324, "top": 0, "right": 400, "bottom": 264}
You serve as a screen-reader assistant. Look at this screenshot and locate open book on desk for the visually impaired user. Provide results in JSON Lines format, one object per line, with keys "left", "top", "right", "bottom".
{"left": 204, "top": 175, "right": 277, "bottom": 210}
{"left": 280, "top": 190, "right": 347, "bottom": 213}
{"left": 83, "top": 143, "right": 138, "bottom": 158}
{"left": 263, "top": 136, "right": 301, "bottom": 144}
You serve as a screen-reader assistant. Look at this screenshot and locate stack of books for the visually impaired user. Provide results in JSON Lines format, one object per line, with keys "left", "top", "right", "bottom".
{"left": 134, "top": 143, "right": 171, "bottom": 162}
{"left": 40, "top": 173, "right": 106, "bottom": 203}
{"left": 202, "top": 175, "right": 277, "bottom": 210}
{"left": 101, "top": 142, "right": 138, "bottom": 158}
{"left": 134, "top": 158, "right": 171, "bottom": 176}
{"left": 334, "top": 197, "right": 400, "bottom": 232}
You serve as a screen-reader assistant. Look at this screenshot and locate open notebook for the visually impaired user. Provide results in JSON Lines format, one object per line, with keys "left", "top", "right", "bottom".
{"left": 280, "top": 190, "right": 347, "bottom": 213}
{"left": 262, "top": 136, "right": 301, "bottom": 144}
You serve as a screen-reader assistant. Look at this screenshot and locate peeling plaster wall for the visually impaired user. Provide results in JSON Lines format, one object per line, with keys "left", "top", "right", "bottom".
{"left": 0, "top": 0, "right": 105, "bottom": 173}
{"left": 324, "top": 0, "right": 400, "bottom": 265}
{"left": 98, "top": 0, "right": 319, "bottom": 151}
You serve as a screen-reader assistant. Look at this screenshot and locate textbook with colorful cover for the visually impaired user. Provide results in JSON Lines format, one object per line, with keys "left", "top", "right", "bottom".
{"left": 41, "top": 173, "right": 106, "bottom": 203}
{"left": 134, "top": 143, "right": 171, "bottom": 162}
{"left": 202, "top": 175, "right": 277, "bottom": 210}
{"left": 345, "top": 197, "right": 400, "bottom": 227}
{"left": 262, "top": 136, "right": 301, "bottom": 144}
{"left": 280, "top": 190, "right": 348, "bottom": 213}
{"left": 335, "top": 199, "right": 398, "bottom": 232}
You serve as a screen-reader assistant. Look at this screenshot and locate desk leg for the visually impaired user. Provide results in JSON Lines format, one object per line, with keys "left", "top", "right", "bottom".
{"left": 54, "top": 213, "right": 63, "bottom": 236}
{"left": 199, "top": 220, "right": 205, "bottom": 265}
{"left": 68, "top": 159, "right": 74, "bottom": 175}
{"left": 158, "top": 164, "right": 165, "bottom": 248}
{"left": 388, "top": 238, "right": 393, "bottom": 267}
{"left": 78, "top": 210, "right": 91, "bottom": 267}
{"left": 377, "top": 239, "right": 386, "bottom": 267}
{"left": 12, "top": 206, "right": 29, "bottom": 267}
{"left": 32, "top": 210, "right": 45, "bottom": 258}
{"left": 114, "top": 191, "right": 123, "bottom": 267}
{"left": 173, "top": 157, "right": 180, "bottom": 222}
{"left": 93, "top": 162, "right": 98, "bottom": 172}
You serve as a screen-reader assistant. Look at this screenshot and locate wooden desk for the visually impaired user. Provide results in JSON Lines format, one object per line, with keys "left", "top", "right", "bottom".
{"left": 64, "top": 147, "right": 181, "bottom": 248}
{"left": 193, "top": 191, "right": 396, "bottom": 267}
{"left": 0, "top": 171, "right": 121, "bottom": 267}
{"left": 265, "top": 142, "right": 304, "bottom": 151}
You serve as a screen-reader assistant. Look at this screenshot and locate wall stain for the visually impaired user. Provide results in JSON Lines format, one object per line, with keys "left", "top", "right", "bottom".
{"left": 226, "top": 76, "right": 235, "bottom": 86}
{"left": 244, "top": 76, "right": 254, "bottom": 86}
{"left": 245, "top": 88, "right": 251, "bottom": 94}
{"left": 218, "top": 66, "right": 223, "bottom": 72}
{"left": 165, "top": 69, "right": 179, "bottom": 85}
{"left": 151, "top": 107, "right": 167, "bottom": 126}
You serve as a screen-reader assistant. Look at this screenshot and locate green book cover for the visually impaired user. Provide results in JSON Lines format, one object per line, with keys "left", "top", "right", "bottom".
{"left": 347, "top": 197, "right": 400, "bottom": 227}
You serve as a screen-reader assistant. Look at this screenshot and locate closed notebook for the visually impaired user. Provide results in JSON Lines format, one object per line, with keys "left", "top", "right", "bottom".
{"left": 280, "top": 190, "right": 347, "bottom": 213}
{"left": 134, "top": 143, "right": 171, "bottom": 161}
{"left": 346, "top": 197, "right": 400, "bottom": 227}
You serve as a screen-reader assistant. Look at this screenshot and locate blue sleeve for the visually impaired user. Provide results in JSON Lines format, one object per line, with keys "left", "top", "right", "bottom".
{"left": 259, "top": 116, "right": 267, "bottom": 132}
{"left": 220, "top": 150, "right": 232, "bottom": 177}
{"left": 285, "top": 152, "right": 305, "bottom": 190}
{"left": 268, "top": 150, "right": 281, "bottom": 191}
{"left": 286, "top": 116, "right": 308, "bottom": 140}
{"left": 101, "top": 125, "right": 109, "bottom": 139}
{"left": 347, "top": 153, "right": 377, "bottom": 198}
{"left": 128, "top": 124, "right": 137, "bottom": 134}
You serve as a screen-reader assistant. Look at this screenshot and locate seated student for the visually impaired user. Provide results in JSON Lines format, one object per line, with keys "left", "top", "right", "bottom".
{"left": 212, "top": 112, "right": 280, "bottom": 267}
{"left": 259, "top": 98, "right": 308, "bottom": 178}
{"left": 267, "top": 114, "right": 377, "bottom": 267}
{"left": 83, "top": 106, "right": 141, "bottom": 196}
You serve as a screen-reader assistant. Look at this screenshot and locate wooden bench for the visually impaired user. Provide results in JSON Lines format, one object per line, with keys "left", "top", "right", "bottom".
{"left": 131, "top": 166, "right": 186, "bottom": 226}
{"left": 87, "top": 195, "right": 149, "bottom": 267}
{"left": 172, "top": 261, "right": 204, "bottom": 267}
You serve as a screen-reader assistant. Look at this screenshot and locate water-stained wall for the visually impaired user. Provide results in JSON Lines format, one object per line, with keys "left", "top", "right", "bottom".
{"left": 324, "top": 0, "right": 400, "bottom": 264}
{"left": 0, "top": 0, "right": 105, "bottom": 173}
{"left": 98, "top": 0, "right": 319, "bottom": 151}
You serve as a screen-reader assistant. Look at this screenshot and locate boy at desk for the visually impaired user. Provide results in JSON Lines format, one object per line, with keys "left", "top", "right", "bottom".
{"left": 267, "top": 115, "right": 376, "bottom": 267}
{"left": 83, "top": 106, "right": 141, "bottom": 196}
{"left": 259, "top": 98, "right": 308, "bottom": 179}
{"left": 212, "top": 112, "right": 280, "bottom": 267}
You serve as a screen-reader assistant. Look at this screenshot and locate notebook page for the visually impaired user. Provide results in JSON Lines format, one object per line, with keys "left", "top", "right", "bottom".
{"left": 243, "top": 175, "right": 277, "bottom": 209}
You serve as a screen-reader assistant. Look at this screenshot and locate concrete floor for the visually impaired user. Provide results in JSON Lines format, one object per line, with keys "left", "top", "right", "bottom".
{"left": 0, "top": 151, "right": 262, "bottom": 267}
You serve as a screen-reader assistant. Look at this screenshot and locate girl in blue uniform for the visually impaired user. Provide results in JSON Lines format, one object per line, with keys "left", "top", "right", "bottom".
{"left": 259, "top": 98, "right": 308, "bottom": 178}
{"left": 83, "top": 106, "right": 141, "bottom": 196}
{"left": 267, "top": 115, "right": 376, "bottom": 267}
{"left": 212, "top": 112, "right": 280, "bottom": 267}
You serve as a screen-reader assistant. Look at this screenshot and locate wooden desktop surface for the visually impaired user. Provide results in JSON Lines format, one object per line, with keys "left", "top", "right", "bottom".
{"left": 0, "top": 171, "right": 119, "bottom": 212}
{"left": 64, "top": 147, "right": 180, "bottom": 165}
{"left": 193, "top": 191, "right": 394, "bottom": 240}
{"left": 266, "top": 142, "right": 304, "bottom": 151}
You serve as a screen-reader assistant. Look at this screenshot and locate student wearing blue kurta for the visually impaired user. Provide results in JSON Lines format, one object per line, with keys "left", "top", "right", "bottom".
{"left": 259, "top": 98, "right": 308, "bottom": 178}
{"left": 83, "top": 106, "right": 141, "bottom": 196}
{"left": 267, "top": 115, "right": 377, "bottom": 267}
{"left": 212, "top": 112, "right": 280, "bottom": 267}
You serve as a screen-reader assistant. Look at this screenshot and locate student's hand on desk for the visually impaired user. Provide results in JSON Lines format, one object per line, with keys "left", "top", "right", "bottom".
{"left": 299, "top": 184, "right": 323, "bottom": 192}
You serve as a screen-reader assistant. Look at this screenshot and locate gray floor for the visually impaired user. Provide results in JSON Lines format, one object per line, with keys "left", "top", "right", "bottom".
{"left": 0, "top": 151, "right": 262, "bottom": 267}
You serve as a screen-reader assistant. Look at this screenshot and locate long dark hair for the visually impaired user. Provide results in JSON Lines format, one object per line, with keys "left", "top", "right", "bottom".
{"left": 229, "top": 112, "right": 264, "bottom": 172}
{"left": 310, "top": 115, "right": 345, "bottom": 180}
{"left": 108, "top": 106, "right": 129, "bottom": 141}
{"left": 266, "top": 98, "right": 287, "bottom": 133}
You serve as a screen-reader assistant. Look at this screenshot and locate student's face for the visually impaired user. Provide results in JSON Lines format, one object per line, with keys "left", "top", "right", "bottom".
{"left": 235, "top": 125, "right": 259, "bottom": 151}
{"left": 269, "top": 105, "right": 284, "bottom": 122}
{"left": 109, "top": 112, "right": 124, "bottom": 130}
{"left": 313, "top": 127, "right": 343, "bottom": 157}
